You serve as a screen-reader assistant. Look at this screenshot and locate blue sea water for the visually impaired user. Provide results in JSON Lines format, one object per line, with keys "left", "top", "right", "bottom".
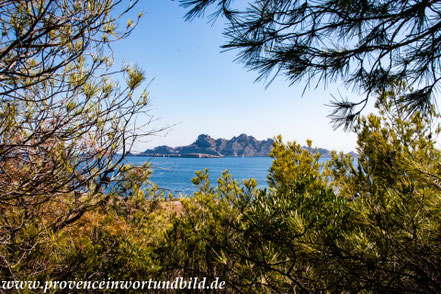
{"left": 124, "top": 156, "right": 274, "bottom": 195}
{"left": 123, "top": 156, "right": 339, "bottom": 195}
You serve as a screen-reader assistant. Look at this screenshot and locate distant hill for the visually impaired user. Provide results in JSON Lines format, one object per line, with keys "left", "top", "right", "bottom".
{"left": 140, "top": 134, "right": 357, "bottom": 158}
{"left": 143, "top": 134, "right": 274, "bottom": 157}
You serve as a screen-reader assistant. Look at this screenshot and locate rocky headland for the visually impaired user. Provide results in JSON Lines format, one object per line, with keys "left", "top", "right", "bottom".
{"left": 142, "top": 134, "right": 273, "bottom": 157}
{"left": 135, "top": 134, "right": 357, "bottom": 158}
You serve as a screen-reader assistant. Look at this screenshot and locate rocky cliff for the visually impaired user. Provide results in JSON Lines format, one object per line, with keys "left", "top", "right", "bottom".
{"left": 142, "top": 134, "right": 357, "bottom": 158}
{"left": 143, "top": 134, "right": 274, "bottom": 157}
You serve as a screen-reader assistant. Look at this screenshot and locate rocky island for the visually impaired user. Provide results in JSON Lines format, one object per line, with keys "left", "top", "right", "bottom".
{"left": 141, "top": 134, "right": 273, "bottom": 158}
{"left": 133, "top": 134, "right": 357, "bottom": 158}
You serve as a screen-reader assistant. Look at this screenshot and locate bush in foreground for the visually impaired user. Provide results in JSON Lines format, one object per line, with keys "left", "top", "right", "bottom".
{"left": 163, "top": 85, "right": 441, "bottom": 293}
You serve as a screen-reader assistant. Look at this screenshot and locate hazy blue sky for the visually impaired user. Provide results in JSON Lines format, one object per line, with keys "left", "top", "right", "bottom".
{"left": 113, "top": 1, "right": 366, "bottom": 153}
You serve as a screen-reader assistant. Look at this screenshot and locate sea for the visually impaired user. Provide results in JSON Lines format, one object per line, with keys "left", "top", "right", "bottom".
{"left": 124, "top": 156, "right": 331, "bottom": 196}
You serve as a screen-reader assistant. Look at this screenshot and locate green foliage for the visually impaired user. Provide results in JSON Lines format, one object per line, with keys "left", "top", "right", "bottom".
{"left": 1, "top": 162, "right": 177, "bottom": 293}
{"left": 160, "top": 170, "right": 258, "bottom": 292}
{"left": 321, "top": 85, "right": 441, "bottom": 292}
{"left": 46, "top": 175, "right": 173, "bottom": 283}
{"left": 162, "top": 86, "right": 441, "bottom": 293}
{"left": 0, "top": 0, "right": 160, "bottom": 281}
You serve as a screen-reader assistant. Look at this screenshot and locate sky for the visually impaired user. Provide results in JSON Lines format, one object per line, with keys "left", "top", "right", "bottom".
{"left": 112, "top": 0, "right": 364, "bottom": 153}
